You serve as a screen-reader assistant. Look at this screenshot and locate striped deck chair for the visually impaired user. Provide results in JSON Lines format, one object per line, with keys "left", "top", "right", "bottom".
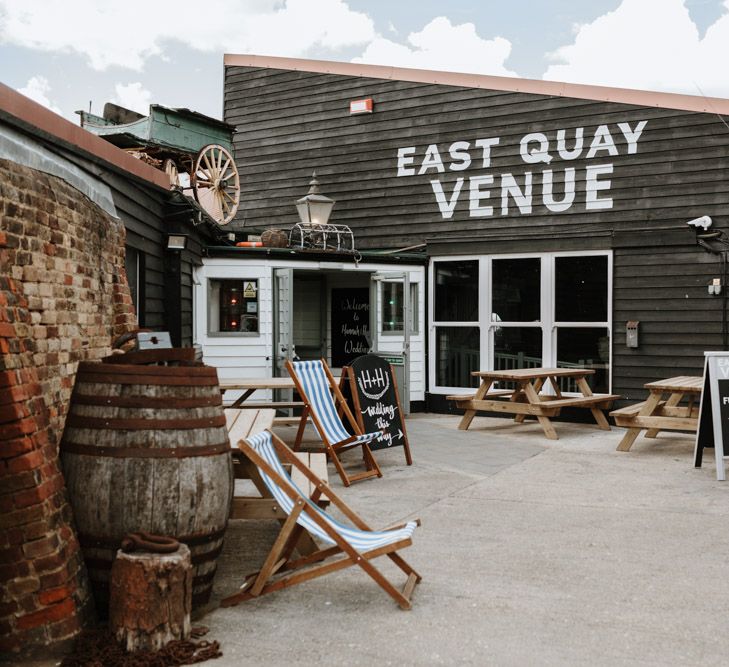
{"left": 220, "top": 430, "right": 421, "bottom": 610}
{"left": 287, "top": 359, "right": 382, "bottom": 486}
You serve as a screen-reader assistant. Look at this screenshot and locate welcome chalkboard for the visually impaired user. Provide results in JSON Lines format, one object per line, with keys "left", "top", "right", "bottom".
{"left": 346, "top": 354, "right": 412, "bottom": 464}
{"left": 694, "top": 352, "right": 729, "bottom": 479}
{"left": 331, "top": 288, "right": 370, "bottom": 367}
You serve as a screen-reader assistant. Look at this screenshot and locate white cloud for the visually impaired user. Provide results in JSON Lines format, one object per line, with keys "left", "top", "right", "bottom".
{"left": 0, "top": 0, "right": 375, "bottom": 71}
{"left": 112, "top": 82, "right": 152, "bottom": 114}
{"left": 544, "top": 0, "right": 729, "bottom": 98}
{"left": 17, "top": 76, "right": 63, "bottom": 115}
{"left": 353, "top": 17, "right": 518, "bottom": 77}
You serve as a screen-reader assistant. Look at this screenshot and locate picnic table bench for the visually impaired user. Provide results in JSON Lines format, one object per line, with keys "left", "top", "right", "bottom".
{"left": 449, "top": 367, "right": 620, "bottom": 440}
{"left": 610, "top": 376, "right": 702, "bottom": 451}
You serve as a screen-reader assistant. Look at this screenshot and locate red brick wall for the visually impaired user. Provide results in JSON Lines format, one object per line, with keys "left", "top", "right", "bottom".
{"left": 0, "top": 158, "right": 137, "bottom": 658}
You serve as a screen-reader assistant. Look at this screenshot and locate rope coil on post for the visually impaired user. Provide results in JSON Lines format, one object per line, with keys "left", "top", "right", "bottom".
{"left": 120, "top": 532, "right": 180, "bottom": 554}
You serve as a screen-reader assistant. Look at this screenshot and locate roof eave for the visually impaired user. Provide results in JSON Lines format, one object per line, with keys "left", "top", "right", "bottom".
{"left": 223, "top": 53, "right": 729, "bottom": 116}
{"left": 0, "top": 82, "right": 171, "bottom": 191}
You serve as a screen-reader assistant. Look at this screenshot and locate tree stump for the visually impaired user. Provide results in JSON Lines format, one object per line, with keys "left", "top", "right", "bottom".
{"left": 109, "top": 543, "right": 192, "bottom": 652}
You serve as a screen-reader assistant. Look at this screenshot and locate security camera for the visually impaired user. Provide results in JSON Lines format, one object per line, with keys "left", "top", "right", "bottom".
{"left": 687, "top": 215, "right": 713, "bottom": 230}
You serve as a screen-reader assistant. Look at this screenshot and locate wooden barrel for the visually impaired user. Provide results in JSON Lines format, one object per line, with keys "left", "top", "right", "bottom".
{"left": 60, "top": 358, "right": 232, "bottom": 613}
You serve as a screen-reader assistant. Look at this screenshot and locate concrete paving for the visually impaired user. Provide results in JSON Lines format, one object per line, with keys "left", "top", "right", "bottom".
{"left": 202, "top": 414, "right": 729, "bottom": 667}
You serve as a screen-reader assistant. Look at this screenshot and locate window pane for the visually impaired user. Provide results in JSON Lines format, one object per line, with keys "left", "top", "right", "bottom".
{"left": 493, "top": 327, "right": 543, "bottom": 372}
{"left": 382, "top": 282, "right": 403, "bottom": 332}
{"left": 434, "top": 261, "right": 478, "bottom": 322}
{"left": 382, "top": 283, "right": 419, "bottom": 333}
{"left": 556, "top": 327, "right": 610, "bottom": 393}
{"left": 492, "top": 258, "right": 540, "bottom": 322}
{"left": 435, "top": 327, "right": 480, "bottom": 387}
{"left": 555, "top": 256, "right": 607, "bottom": 322}
{"left": 209, "top": 279, "right": 259, "bottom": 333}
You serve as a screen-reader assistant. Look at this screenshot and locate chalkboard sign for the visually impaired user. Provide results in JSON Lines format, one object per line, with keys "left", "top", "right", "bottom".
{"left": 331, "top": 288, "right": 370, "bottom": 367}
{"left": 345, "top": 354, "right": 412, "bottom": 464}
{"left": 694, "top": 352, "right": 729, "bottom": 480}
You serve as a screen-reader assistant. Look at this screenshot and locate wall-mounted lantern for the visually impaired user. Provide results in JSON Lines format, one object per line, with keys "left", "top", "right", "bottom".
{"left": 295, "top": 173, "right": 335, "bottom": 225}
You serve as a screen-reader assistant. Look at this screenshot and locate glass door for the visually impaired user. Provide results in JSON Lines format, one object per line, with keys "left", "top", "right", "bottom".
{"left": 489, "top": 257, "right": 544, "bottom": 377}
{"left": 371, "top": 272, "right": 412, "bottom": 412}
{"left": 485, "top": 252, "right": 610, "bottom": 394}
{"left": 552, "top": 255, "right": 610, "bottom": 393}
{"left": 428, "top": 251, "right": 612, "bottom": 395}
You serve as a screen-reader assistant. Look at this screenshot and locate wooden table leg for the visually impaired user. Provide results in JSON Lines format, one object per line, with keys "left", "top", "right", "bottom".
{"left": 293, "top": 406, "right": 309, "bottom": 451}
{"left": 231, "top": 388, "right": 255, "bottom": 409}
{"left": 576, "top": 376, "right": 610, "bottom": 431}
{"left": 458, "top": 379, "right": 492, "bottom": 430}
{"left": 522, "top": 382, "right": 558, "bottom": 440}
{"left": 616, "top": 391, "right": 663, "bottom": 452}
{"left": 548, "top": 375, "right": 564, "bottom": 399}
{"left": 512, "top": 380, "right": 532, "bottom": 423}
{"left": 644, "top": 392, "right": 682, "bottom": 439}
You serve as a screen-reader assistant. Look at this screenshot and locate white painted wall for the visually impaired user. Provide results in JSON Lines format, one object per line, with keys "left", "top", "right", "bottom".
{"left": 196, "top": 257, "right": 426, "bottom": 404}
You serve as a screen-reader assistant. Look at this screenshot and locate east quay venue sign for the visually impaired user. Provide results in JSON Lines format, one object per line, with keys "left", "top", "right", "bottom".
{"left": 395, "top": 121, "right": 647, "bottom": 219}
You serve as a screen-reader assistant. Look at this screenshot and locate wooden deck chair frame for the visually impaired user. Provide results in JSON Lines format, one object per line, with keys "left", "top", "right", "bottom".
{"left": 287, "top": 358, "right": 382, "bottom": 486}
{"left": 220, "top": 431, "right": 421, "bottom": 610}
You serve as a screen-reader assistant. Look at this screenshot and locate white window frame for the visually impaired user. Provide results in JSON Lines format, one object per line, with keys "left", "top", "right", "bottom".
{"left": 429, "top": 255, "right": 483, "bottom": 394}
{"left": 428, "top": 250, "right": 613, "bottom": 395}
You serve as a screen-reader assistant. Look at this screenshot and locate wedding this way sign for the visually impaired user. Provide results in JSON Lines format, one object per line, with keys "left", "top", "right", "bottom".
{"left": 346, "top": 354, "right": 412, "bottom": 464}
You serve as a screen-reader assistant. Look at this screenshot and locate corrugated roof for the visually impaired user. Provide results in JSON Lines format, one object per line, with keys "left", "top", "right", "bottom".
{"left": 224, "top": 53, "right": 729, "bottom": 116}
{"left": 0, "top": 83, "right": 170, "bottom": 190}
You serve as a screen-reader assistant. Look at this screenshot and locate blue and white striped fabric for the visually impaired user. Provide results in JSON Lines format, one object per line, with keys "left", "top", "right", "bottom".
{"left": 246, "top": 431, "right": 417, "bottom": 550}
{"left": 292, "top": 360, "right": 381, "bottom": 446}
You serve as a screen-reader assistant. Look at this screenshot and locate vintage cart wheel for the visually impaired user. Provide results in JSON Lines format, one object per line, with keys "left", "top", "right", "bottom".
{"left": 191, "top": 144, "right": 240, "bottom": 225}
{"left": 163, "top": 158, "right": 180, "bottom": 187}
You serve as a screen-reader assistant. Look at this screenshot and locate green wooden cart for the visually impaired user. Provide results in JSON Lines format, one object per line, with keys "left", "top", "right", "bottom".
{"left": 78, "top": 103, "right": 239, "bottom": 225}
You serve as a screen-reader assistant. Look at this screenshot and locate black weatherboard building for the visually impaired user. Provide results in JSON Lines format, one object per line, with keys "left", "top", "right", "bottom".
{"left": 222, "top": 54, "right": 729, "bottom": 410}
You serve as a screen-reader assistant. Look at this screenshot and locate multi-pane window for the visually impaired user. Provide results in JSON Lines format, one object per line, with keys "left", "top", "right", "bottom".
{"left": 209, "top": 279, "right": 259, "bottom": 334}
{"left": 430, "top": 253, "right": 611, "bottom": 393}
{"left": 381, "top": 282, "right": 419, "bottom": 334}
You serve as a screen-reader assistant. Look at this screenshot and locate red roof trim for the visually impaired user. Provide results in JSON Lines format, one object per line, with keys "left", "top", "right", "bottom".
{"left": 0, "top": 83, "right": 171, "bottom": 190}
{"left": 224, "top": 54, "right": 729, "bottom": 116}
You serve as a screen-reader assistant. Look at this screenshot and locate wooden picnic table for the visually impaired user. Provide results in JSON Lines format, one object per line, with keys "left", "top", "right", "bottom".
{"left": 448, "top": 367, "right": 620, "bottom": 440}
{"left": 610, "top": 376, "right": 703, "bottom": 452}
{"left": 220, "top": 376, "right": 303, "bottom": 409}
{"left": 220, "top": 373, "right": 340, "bottom": 436}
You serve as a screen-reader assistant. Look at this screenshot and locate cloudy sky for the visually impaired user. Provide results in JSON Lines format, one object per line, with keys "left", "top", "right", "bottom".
{"left": 1, "top": 0, "right": 728, "bottom": 123}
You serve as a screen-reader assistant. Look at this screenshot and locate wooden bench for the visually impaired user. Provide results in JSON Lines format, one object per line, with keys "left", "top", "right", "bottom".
{"left": 446, "top": 390, "right": 513, "bottom": 402}
{"left": 449, "top": 392, "right": 619, "bottom": 415}
{"left": 610, "top": 401, "right": 650, "bottom": 418}
{"left": 536, "top": 394, "right": 620, "bottom": 409}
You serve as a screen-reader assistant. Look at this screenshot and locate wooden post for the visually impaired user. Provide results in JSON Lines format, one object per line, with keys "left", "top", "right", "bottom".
{"left": 109, "top": 543, "right": 192, "bottom": 652}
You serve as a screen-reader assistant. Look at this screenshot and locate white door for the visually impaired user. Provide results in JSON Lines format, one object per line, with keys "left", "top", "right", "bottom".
{"left": 371, "top": 272, "right": 411, "bottom": 413}
{"left": 273, "top": 268, "right": 295, "bottom": 378}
